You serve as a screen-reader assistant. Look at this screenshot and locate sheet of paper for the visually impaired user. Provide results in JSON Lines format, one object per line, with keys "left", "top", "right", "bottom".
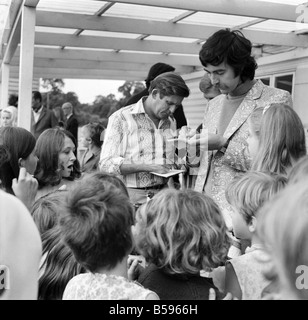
{"left": 150, "top": 169, "right": 185, "bottom": 178}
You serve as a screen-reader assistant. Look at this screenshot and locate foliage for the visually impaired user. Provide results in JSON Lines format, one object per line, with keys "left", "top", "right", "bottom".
{"left": 39, "top": 79, "right": 145, "bottom": 126}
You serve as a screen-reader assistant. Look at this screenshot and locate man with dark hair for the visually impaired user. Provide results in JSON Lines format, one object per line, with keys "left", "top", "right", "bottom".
{"left": 100, "top": 72, "right": 189, "bottom": 205}
{"left": 189, "top": 29, "right": 292, "bottom": 232}
{"left": 31, "top": 91, "right": 58, "bottom": 140}
{"left": 125, "top": 62, "right": 188, "bottom": 129}
{"left": 62, "top": 102, "right": 79, "bottom": 146}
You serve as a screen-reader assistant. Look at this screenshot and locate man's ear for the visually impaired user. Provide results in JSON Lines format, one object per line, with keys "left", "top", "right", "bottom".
{"left": 151, "top": 89, "right": 158, "bottom": 98}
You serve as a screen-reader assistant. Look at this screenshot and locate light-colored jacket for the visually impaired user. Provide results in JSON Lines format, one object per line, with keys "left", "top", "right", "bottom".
{"left": 194, "top": 80, "right": 292, "bottom": 218}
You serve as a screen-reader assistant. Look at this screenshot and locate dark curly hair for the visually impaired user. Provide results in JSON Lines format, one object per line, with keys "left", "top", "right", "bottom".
{"left": 199, "top": 28, "right": 258, "bottom": 81}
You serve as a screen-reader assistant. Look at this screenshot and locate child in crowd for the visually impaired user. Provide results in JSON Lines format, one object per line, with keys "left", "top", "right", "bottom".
{"left": 133, "top": 188, "right": 231, "bottom": 300}
{"left": 79, "top": 122, "right": 105, "bottom": 173}
{"left": 245, "top": 107, "right": 263, "bottom": 160}
{"left": 224, "top": 171, "right": 287, "bottom": 299}
{"left": 250, "top": 103, "right": 306, "bottom": 175}
{"left": 257, "top": 180, "right": 308, "bottom": 300}
{"left": 31, "top": 189, "right": 68, "bottom": 236}
{"left": 38, "top": 226, "right": 85, "bottom": 300}
{"left": 60, "top": 172, "right": 158, "bottom": 300}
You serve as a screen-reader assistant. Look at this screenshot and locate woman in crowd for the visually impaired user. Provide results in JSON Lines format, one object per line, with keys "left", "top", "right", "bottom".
{"left": 34, "top": 127, "right": 81, "bottom": 200}
{"left": 79, "top": 122, "right": 105, "bottom": 173}
{"left": 0, "top": 126, "right": 38, "bottom": 209}
{"left": 1, "top": 106, "right": 18, "bottom": 127}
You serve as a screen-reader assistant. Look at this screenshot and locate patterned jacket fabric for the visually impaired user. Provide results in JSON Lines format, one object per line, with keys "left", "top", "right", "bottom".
{"left": 194, "top": 80, "right": 292, "bottom": 221}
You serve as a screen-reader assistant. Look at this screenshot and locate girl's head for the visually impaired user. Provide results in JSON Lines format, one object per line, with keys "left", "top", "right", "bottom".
{"left": 82, "top": 171, "right": 129, "bottom": 198}
{"left": 134, "top": 189, "right": 230, "bottom": 275}
{"left": 0, "top": 127, "right": 37, "bottom": 193}
{"left": 1, "top": 106, "right": 17, "bottom": 127}
{"left": 31, "top": 189, "right": 68, "bottom": 235}
{"left": 247, "top": 107, "right": 263, "bottom": 159}
{"left": 34, "top": 128, "right": 81, "bottom": 188}
{"left": 251, "top": 103, "right": 306, "bottom": 175}
{"left": 80, "top": 122, "right": 105, "bottom": 149}
{"left": 226, "top": 171, "right": 287, "bottom": 240}
{"left": 257, "top": 181, "right": 308, "bottom": 300}
{"left": 39, "top": 226, "right": 85, "bottom": 300}
{"left": 60, "top": 173, "right": 134, "bottom": 273}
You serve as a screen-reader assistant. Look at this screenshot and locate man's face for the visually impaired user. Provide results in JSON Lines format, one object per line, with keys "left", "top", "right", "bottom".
{"left": 62, "top": 105, "right": 71, "bottom": 117}
{"left": 151, "top": 90, "right": 183, "bottom": 120}
{"left": 204, "top": 62, "right": 241, "bottom": 95}
{"left": 32, "top": 95, "right": 41, "bottom": 112}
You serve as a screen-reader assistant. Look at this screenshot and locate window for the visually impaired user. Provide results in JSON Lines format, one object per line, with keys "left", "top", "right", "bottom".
{"left": 256, "top": 72, "right": 294, "bottom": 97}
{"left": 275, "top": 74, "right": 293, "bottom": 94}
{"left": 259, "top": 77, "right": 270, "bottom": 86}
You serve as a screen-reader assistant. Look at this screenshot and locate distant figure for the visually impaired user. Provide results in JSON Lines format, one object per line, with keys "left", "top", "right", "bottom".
{"left": 8, "top": 93, "right": 18, "bottom": 108}
{"left": 125, "top": 62, "right": 188, "bottom": 129}
{"left": 53, "top": 106, "right": 65, "bottom": 128}
{"left": 62, "top": 102, "right": 79, "bottom": 146}
{"left": 31, "top": 91, "right": 59, "bottom": 140}
{"left": 1, "top": 106, "right": 18, "bottom": 127}
{"left": 79, "top": 122, "right": 105, "bottom": 173}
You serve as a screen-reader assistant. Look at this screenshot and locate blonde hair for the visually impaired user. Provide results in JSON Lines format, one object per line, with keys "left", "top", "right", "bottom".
{"left": 251, "top": 103, "right": 306, "bottom": 175}
{"left": 226, "top": 171, "right": 287, "bottom": 224}
{"left": 1, "top": 106, "right": 18, "bottom": 126}
{"left": 248, "top": 107, "right": 263, "bottom": 138}
{"left": 257, "top": 181, "right": 308, "bottom": 300}
{"left": 134, "top": 189, "right": 230, "bottom": 275}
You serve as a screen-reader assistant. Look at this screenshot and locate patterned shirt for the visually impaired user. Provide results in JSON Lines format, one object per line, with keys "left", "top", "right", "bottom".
{"left": 99, "top": 98, "right": 182, "bottom": 188}
{"left": 227, "top": 244, "right": 272, "bottom": 300}
{"left": 62, "top": 273, "right": 159, "bottom": 300}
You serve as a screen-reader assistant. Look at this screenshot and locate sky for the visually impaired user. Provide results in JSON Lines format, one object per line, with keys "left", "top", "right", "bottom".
{"left": 62, "top": 79, "right": 126, "bottom": 104}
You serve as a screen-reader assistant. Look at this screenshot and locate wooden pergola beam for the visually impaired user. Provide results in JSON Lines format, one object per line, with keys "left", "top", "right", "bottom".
{"left": 14, "top": 47, "right": 200, "bottom": 66}
{"left": 103, "top": 0, "right": 299, "bottom": 22}
{"left": 34, "top": 32, "right": 202, "bottom": 55}
{"left": 23, "top": 0, "right": 39, "bottom": 7}
{"left": 10, "top": 66, "right": 149, "bottom": 80}
{"left": 36, "top": 11, "right": 308, "bottom": 48}
{"left": 10, "top": 57, "right": 195, "bottom": 74}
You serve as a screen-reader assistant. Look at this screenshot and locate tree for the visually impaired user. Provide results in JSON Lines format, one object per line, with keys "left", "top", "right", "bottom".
{"left": 41, "top": 78, "right": 65, "bottom": 93}
{"left": 117, "top": 81, "right": 145, "bottom": 107}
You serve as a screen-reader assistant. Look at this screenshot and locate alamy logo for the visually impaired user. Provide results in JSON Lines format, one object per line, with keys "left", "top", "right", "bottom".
{"left": 0, "top": 265, "right": 10, "bottom": 290}
{"left": 296, "top": 4, "right": 308, "bottom": 24}
{"left": 295, "top": 265, "right": 308, "bottom": 290}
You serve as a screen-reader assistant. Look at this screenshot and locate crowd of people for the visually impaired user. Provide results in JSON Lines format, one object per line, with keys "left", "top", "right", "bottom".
{"left": 1, "top": 28, "right": 308, "bottom": 301}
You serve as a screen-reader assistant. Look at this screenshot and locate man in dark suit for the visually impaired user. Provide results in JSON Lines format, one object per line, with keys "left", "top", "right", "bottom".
{"left": 62, "top": 102, "right": 79, "bottom": 146}
{"left": 31, "top": 91, "right": 59, "bottom": 140}
{"left": 125, "top": 62, "right": 187, "bottom": 129}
